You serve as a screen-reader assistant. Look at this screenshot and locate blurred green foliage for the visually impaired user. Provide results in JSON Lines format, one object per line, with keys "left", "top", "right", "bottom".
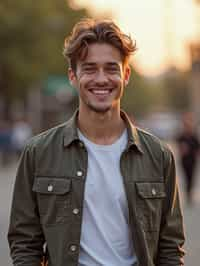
{"left": 122, "top": 66, "right": 190, "bottom": 116}
{"left": 163, "top": 69, "right": 190, "bottom": 110}
{"left": 122, "top": 67, "right": 165, "bottom": 116}
{"left": 0, "top": 0, "right": 87, "bottom": 102}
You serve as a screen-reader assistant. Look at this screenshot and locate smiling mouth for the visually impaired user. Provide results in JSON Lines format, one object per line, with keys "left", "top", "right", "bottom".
{"left": 89, "top": 89, "right": 113, "bottom": 95}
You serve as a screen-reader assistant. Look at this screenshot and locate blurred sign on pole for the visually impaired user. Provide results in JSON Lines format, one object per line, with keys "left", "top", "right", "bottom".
{"left": 190, "top": 43, "right": 200, "bottom": 72}
{"left": 43, "top": 76, "right": 77, "bottom": 106}
{"left": 189, "top": 43, "right": 200, "bottom": 122}
{"left": 188, "top": 1, "right": 200, "bottom": 122}
{"left": 28, "top": 75, "right": 78, "bottom": 133}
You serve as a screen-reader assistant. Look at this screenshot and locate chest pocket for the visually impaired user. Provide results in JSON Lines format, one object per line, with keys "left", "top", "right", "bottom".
{"left": 32, "top": 177, "right": 71, "bottom": 225}
{"left": 135, "top": 182, "right": 166, "bottom": 231}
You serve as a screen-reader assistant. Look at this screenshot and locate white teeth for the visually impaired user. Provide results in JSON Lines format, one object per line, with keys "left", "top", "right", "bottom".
{"left": 92, "top": 90, "right": 110, "bottom": 95}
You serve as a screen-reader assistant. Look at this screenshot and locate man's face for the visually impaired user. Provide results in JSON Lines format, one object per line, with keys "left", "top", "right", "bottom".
{"left": 69, "top": 43, "right": 130, "bottom": 114}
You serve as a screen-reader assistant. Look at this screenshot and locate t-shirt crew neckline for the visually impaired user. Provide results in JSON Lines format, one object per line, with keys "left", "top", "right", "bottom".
{"left": 77, "top": 128, "right": 128, "bottom": 152}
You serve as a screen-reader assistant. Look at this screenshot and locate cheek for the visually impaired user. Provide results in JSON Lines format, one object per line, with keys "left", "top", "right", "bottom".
{"left": 111, "top": 75, "right": 123, "bottom": 86}
{"left": 78, "top": 74, "right": 93, "bottom": 86}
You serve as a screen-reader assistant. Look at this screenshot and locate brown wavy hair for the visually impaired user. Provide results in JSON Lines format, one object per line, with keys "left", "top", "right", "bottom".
{"left": 63, "top": 18, "right": 137, "bottom": 72}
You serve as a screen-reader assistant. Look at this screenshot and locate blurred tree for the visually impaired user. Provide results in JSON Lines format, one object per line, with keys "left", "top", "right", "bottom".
{"left": 121, "top": 66, "right": 165, "bottom": 117}
{"left": 163, "top": 68, "right": 190, "bottom": 111}
{"left": 122, "top": 66, "right": 190, "bottom": 119}
{"left": 0, "top": 0, "right": 87, "bottom": 119}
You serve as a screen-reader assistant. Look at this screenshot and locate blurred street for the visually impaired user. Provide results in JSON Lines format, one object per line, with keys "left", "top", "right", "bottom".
{"left": 1, "top": 142, "right": 200, "bottom": 266}
{"left": 0, "top": 161, "right": 16, "bottom": 266}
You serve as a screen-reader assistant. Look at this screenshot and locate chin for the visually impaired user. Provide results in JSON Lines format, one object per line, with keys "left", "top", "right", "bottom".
{"left": 88, "top": 104, "right": 111, "bottom": 114}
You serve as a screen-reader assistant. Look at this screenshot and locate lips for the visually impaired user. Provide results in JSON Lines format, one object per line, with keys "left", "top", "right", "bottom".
{"left": 88, "top": 88, "right": 113, "bottom": 95}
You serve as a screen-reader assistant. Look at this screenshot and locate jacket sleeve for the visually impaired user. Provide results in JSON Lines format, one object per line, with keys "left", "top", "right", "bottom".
{"left": 157, "top": 146, "right": 185, "bottom": 265}
{"left": 8, "top": 143, "right": 45, "bottom": 266}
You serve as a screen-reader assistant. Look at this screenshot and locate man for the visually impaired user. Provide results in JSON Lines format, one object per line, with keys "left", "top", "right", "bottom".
{"left": 176, "top": 112, "right": 200, "bottom": 204}
{"left": 8, "top": 18, "right": 185, "bottom": 266}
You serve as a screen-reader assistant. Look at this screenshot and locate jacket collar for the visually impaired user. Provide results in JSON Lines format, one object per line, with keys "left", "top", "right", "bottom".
{"left": 63, "top": 110, "right": 79, "bottom": 147}
{"left": 120, "top": 110, "right": 144, "bottom": 154}
{"left": 63, "top": 109, "right": 143, "bottom": 154}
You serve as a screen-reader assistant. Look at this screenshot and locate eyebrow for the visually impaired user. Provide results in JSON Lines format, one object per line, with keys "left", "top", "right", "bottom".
{"left": 105, "top": 62, "right": 120, "bottom": 67}
{"left": 81, "top": 62, "right": 96, "bottom": 67}
{"left": 81, "top": 62, "right": 120, "bottom": 67}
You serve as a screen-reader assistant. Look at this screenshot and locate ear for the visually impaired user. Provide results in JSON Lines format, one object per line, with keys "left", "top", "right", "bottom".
{"left": 124, "top": 65, "right": 131, "bottom": 86}
{"left": 68, "top": 68, "right": 77, "bottom": 88}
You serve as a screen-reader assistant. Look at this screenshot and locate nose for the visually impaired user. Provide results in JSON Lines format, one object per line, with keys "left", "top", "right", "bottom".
{"left": 95, "top": 69, "right": 108, "bottom": 85}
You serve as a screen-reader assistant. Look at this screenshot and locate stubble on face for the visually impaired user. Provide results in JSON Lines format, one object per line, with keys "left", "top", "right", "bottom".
{"left": 84, "top": 100, "right": 112, "bottom": 114}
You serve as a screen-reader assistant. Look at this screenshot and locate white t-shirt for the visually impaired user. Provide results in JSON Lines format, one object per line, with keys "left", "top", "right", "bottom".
{"left": 78, "top": 129, "right": 137, "bottom": 266}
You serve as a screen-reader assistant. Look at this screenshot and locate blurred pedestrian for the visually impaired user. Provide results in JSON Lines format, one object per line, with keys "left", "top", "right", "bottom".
{"left": 11, "top": 117, "right": 32, "bottom": 158}
{"left": 8, "top": 18, "right": 185, "bottom": 266}
{"left": 177, "top": 112, "right": 200, "bottom": 204}
{"left": 0, "top": 120, "right": 12, "bottom": 166}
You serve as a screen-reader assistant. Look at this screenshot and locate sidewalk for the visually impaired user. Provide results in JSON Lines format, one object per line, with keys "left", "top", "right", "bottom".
{"left": 178, "top": 162, "right": 200, "bottom": 266}
{"left": 184, "top": 203, "right": 200, "bottom": 265}
{"left": 171, "top": 141, "right": 200, "bottom": 266}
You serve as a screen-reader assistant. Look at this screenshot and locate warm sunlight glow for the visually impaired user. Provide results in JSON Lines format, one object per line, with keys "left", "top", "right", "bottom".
{"left": 71, "top": 0, "right": 198, "bottom": 76}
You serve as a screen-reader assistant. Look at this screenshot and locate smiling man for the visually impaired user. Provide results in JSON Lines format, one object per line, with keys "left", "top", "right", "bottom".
{"left": 8, "top": 19, "right": 185, "bottom": 266}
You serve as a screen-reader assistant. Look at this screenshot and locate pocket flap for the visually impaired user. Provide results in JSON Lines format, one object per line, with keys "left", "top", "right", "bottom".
{"left": 135, "top": 182, "right": 166, "bottom": 199}
{"left": 32, "top": 177, "right": 71, "bottom": 195}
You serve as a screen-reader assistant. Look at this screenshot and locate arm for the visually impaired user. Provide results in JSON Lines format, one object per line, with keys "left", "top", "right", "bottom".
{"left": 8, "top": 143, "right": 45, "bottom": 266}
{"left": 157, "top": 147, "right": 185, "bottom": 265}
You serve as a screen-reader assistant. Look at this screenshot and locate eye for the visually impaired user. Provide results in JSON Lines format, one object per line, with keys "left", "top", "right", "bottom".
{"left": 105, "top": 66, "right": 120, "bottom": 74}
{"left": 82, "top": 65, "right": 96, "bottom": 74}
{"left": 84, "top": 68, "right": 95, "bottom": 73}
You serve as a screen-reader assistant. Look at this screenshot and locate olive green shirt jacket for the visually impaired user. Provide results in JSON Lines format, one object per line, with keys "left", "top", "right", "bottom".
{"left": 8, "top": 110, "right": 185, "bottom": 266}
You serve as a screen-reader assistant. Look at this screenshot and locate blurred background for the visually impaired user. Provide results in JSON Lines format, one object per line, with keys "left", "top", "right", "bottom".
{"left": 0, "top": 0, "right": 200, "bottom": 265}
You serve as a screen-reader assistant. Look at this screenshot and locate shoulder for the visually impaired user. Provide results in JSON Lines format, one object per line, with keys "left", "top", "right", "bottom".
{"left": 137, "top": 127, "right": 172, "bottom": 153}
{"left": 136, "top": 127, "right": 174, "bottom": 166}
{"left": 26, "top": 122, "right": 68, "bottom": 151}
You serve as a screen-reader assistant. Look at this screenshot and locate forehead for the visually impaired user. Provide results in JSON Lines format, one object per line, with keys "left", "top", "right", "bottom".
{"left": 80, "top": 43, "right": 123, "bottom": 65}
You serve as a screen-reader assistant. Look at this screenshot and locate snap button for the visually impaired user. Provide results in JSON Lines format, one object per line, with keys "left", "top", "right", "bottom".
{"left": 77, "top": 171, "right": 83, "bottom": 177}
{"left": 73, "top": 208, "right": 79, "bottom": 215}
{"left": 151, "top": 188, "right": 156, "bottom": 196}
{"left": 79, "top": 141, "right": 84, "bottom": 148}
{"left": 47, "top": 185, "right": 53, "bottom": 192}
{"left": 70, "top": 245, "right": 77, "bottom": 252}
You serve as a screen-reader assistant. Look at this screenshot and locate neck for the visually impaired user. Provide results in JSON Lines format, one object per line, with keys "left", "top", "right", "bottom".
{"left": 78, "top": 107, "right": 125, "bottom": 145}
